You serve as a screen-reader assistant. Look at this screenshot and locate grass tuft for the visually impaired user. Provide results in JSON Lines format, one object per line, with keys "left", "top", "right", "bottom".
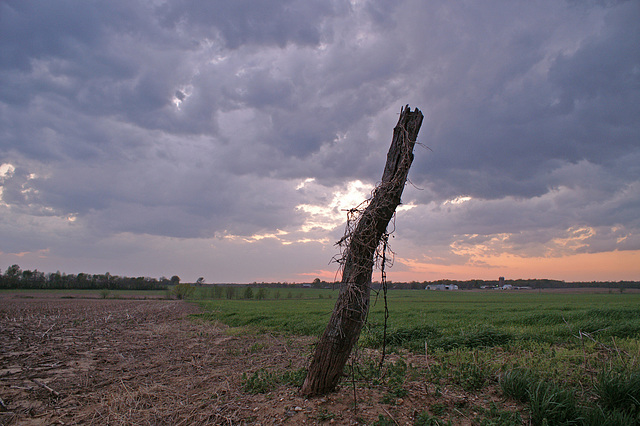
{"left": 594, "top": 367, "right": 640, "bottom": 417}
{"left": 241, "top": 367, "right": 307, "bottom": 394}
{"left": 528, "top": 380, "right": 582, "bottom": 426}
{"left": 499, "top": 368, "right": 537, "bottom": 403}
{"left": 242, "top": 368, "right": 277, "bottom": 394}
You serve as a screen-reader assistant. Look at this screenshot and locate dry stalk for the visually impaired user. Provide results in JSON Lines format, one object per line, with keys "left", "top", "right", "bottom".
{"left": 382, "top": 406, "right": 401, "bottom": 426}
{"left": 30, "top": 378, "right": 61, "bottom": 397}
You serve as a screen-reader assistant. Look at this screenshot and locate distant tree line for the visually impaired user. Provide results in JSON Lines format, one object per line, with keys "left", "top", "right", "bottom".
{"left": 0, "top": 264, "right": 176, "bottom": 291}
{"left": 2, "top": 264, "right": 638, "bottom": 291}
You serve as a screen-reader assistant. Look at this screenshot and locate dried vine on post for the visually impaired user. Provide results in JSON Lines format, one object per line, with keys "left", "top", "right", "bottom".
{"left": 301, "top": 105, "right": 424, "bottom": 396}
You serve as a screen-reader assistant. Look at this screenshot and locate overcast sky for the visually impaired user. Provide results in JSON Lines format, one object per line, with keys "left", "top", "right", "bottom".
{"left": 1, "top": 0, "right": 639, "bottom": 283}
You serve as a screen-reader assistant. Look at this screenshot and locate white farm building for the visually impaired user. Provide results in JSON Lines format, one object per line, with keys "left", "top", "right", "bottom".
{"left": 425, "top": 284, "right": 459, "bottom": 291}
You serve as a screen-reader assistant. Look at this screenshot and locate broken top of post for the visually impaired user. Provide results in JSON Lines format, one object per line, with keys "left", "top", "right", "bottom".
{"left": 382, "top": 105, "right": 423, "bottom": 184}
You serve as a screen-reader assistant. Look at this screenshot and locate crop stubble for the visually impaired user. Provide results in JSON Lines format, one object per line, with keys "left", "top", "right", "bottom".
{"left": 0, "top": 294, "right": 314, "bottom": 424}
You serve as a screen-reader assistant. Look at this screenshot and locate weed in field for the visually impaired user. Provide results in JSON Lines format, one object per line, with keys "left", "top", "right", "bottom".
{"left": 350, "top": 355, "right": 409, "bottom": 389}
{"left": 499, "top": 368, "right": 537, "bottom": 403}
{"left": 279, "top": 367, "right": 307, "bottom": 387}
{"left": 380, "top": 393, "right": 397, "bottom": 405}
{"left": 241, "top": 367, "right": 307, "bottom": 394}
{"left": 381, "top": 383, "right": 408, "bottom": 405}
{"left": 594, "top": 367, "right": 640, "bottom": 418}
{"left": 427, "top": 350, "right": 496, "bottom": 392}
{"left": 349, "top": 355, "right": 382, "bottom": 385}
{"left": 387, "top": 358, "right": 408, "bottom": 385}
{"left": 414, "top": 411, "right": 452, "bottom": 425}
{"left": 452, "top": 361, "right": 491, "bottom": 391}
{"left": 429, "top": 403, "right": 446, "bottom": 416}
{"left": 582, "top": 405, "right": 637, "bottom": 426}
{"left": 499, "top": 366, "right": 640, "bottom": 424}
{"left": 381, "top": 363, "right": 409, "bottom": 403}
{"left": 527, "top": 380, "right": 581, "bottom": 426}
{"left": 100, "top": 288, "right": 110, "bottom": 299}
{"left": 425, "top": 362, "right": 446, "bottom": 385}
{"left": 242, "top": 368, "right": 277, "bottom": 394}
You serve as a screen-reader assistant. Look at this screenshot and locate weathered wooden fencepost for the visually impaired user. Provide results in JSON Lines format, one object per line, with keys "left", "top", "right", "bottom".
{"left": 301, "top": 105, "right": 423, "bottom": 396}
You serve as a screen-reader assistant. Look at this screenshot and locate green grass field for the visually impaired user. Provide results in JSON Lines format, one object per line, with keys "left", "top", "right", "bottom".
{"left": 194, "top": 289, "right": 640, "bottom": 425}
{"left": 195, "top": 289, "right": 640, "bottom": 348}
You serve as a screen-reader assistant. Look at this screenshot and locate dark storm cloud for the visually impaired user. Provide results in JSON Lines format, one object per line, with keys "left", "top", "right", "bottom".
{"left": 0, "top": 0, "right": 216, "bottom": 139}
{"left": 396, "top": 157, "right": 640, "bottom": 264}
{"left": 0, "top": 1, "right": 107, "bottom": 71}
{"left": 157, "top": 0, "right": 343, "bottom": 49}
{"left": 1, "top": 0, "right": 639, "bottom": 281}
{"left": 408, "top": 1, "right": 640, "bottom": 203}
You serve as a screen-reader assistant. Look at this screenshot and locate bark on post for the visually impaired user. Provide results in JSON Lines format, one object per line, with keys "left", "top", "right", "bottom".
{"left": 301, "top": 105, "right": 424, "bottom": 396}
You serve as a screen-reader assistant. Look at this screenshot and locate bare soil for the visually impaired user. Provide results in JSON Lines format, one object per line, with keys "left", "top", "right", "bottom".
{"left": 0, "top": 293, "right": 516, "bottom": 425}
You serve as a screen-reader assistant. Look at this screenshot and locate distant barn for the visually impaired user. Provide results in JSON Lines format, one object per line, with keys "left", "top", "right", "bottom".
{"left": 425, "top": 284, "right": 459, "bottom": 291}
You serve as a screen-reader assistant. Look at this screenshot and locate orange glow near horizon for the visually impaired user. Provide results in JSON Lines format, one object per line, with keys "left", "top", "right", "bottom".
{"left": 391, "top": 250, "right": 640, "bottom": 282}
{"left": 296, "top": 250, "right": 640, "bottom": 283}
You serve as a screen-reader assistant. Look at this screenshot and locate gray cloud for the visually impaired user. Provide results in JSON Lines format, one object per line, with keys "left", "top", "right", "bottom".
{"left": 1, "top": 0, "right": 638, "bottom": 281}
{"left": 157, "top": 0, "right": 343, "bottom": 49}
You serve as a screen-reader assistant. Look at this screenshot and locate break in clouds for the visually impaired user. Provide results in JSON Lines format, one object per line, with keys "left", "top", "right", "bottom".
{"left": 1, "top": 0, "right": 639, "bottom": 282}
